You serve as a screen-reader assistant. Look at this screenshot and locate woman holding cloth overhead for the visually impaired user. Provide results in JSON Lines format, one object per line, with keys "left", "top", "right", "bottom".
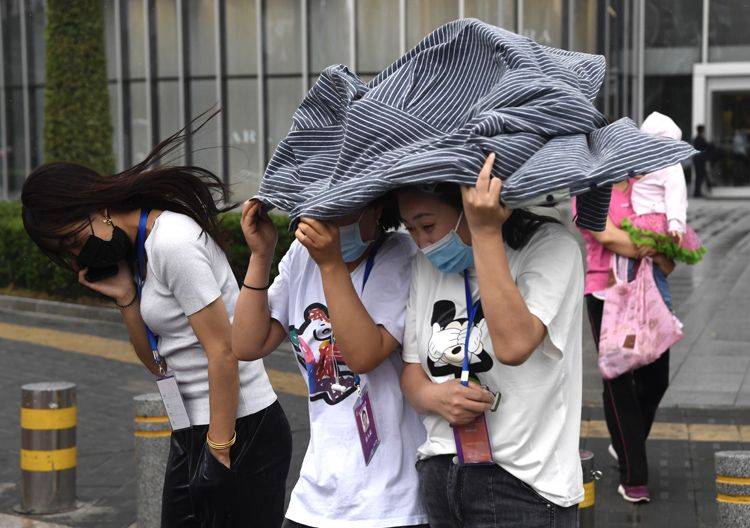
{"left": 20, "top": 127, "right": 291, "bottom": 528}
{"left": 232, "top": 197, "right": 427, "bottom": 528}
{"left": 397, "top": 154, "right": 584, "bottom": 528}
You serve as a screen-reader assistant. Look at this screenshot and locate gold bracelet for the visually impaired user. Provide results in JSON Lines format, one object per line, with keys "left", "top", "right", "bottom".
{"left": 206, "top": 431, "right": 237, "bottom": 451}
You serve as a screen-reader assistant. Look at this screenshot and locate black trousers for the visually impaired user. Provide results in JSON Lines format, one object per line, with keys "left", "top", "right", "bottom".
{"left": 586, "top": 295, "right": 669, "bottom": 486}
{"left": 283, "top": 520, "right": 428, "bottom": 528}
{"left": 693, "top": 161, "right": 708, "bottom": 196}
{"left": 161, "top": 401, "right": 293, "bottom": 528}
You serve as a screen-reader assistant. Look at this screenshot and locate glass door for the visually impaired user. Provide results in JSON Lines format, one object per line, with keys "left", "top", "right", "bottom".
{"left": 711, "top": 90, "right": 750, "bottom": 187}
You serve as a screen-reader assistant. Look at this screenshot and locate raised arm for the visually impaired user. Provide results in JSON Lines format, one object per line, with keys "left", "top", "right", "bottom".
{"left": 460, "top": 154, "right": 546, "bottom": 366}
{"left": 232, "top": 200, "right": 287, "bottom": 361}
{"left": 78, "top": 262, "right": 160, "bottom": 376}
{"left": 295, "top": 218, "right": 398, "bottom": 374}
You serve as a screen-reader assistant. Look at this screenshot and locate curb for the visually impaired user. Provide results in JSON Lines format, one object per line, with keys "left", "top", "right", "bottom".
{"left": 0, "top": 294, "right": 121, "bottom": 324}
{"left": 0, "top": 293, "right": 296, "bottom": 354}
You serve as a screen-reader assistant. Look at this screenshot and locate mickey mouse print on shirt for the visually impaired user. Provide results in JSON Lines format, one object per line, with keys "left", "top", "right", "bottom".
{"left": 427, "top": 299, "right": 494, "bottom": 379}
{"left": 289, "top": 303, "right": 357, "bottom": 405}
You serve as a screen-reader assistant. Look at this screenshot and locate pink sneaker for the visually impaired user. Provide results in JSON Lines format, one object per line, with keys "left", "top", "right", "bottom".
{"left": 618, "top": 484, "right": 651, "bottom": 503}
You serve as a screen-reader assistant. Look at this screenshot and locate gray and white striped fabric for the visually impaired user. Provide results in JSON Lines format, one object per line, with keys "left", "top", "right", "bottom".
{"left": 258, "top": 19, "right": 695, "bottom": 231}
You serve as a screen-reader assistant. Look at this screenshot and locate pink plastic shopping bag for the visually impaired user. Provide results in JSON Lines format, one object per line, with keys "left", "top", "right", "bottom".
{"left": 598, "top": 256, "right": 683, "bottom": 380}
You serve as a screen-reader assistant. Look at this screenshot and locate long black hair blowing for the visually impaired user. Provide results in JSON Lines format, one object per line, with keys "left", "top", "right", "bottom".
{"left": 22, "top": 112, "right": 234, "bottom": 268}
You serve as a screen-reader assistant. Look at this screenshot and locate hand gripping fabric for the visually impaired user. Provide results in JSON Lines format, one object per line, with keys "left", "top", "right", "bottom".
{"left": 258, "top": 18, "right": 696, "bottom": 231}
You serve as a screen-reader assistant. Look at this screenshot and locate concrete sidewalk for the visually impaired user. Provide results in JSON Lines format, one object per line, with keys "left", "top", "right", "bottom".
{"left": 0, "top": 311, "right": 309, "bottom": 528}
{"left": 661, "top": 201, "right": 750, "bottom": 406}
{"left": 0, "top": 314, "right": 745, "bottom": 528}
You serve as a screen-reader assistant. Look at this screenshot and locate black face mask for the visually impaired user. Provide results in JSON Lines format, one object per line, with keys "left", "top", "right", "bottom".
{"left": 76, "top": 217, "right": 134, "bottom": 281}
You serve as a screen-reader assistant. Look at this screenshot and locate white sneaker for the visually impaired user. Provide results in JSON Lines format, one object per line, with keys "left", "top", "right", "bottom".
{"left": 608, "top": 444, "right": 618, "bottom": 462}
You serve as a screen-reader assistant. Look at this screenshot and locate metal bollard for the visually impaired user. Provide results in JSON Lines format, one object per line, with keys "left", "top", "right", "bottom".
{"left": 579, "top": 449, "right": 601, "bottom": 528}
{"left": 715, "top": 450, "right": 750, "bottom": 527}
{"left": 134, "top": 393, "right": 171, "bottom": 528}
{"left": 19, "top": 382, "right": 77, "bottom": 514}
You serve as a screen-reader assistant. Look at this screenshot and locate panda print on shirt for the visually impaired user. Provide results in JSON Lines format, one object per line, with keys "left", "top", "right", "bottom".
{"left": 427, "top": 299, "right": 494, "bottom": 379}
{"left": 288, "top": 302, "right": 357, "bottom": 405}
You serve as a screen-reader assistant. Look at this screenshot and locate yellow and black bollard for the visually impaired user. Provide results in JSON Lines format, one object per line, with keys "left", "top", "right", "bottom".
{"left": 579, "top": 449, "right": 601, "bottom": 528}
{"left": 19, "top": 382, "right": 77, "bottom": 514}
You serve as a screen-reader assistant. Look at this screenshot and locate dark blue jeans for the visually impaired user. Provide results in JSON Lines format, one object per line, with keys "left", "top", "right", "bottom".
{"left": 415, "top": 455, "right": 578, "bottom": 528}
{"left": 651, "top": 266, "right": 672, "bottom": 309}
{"left": 627, "top": 259, "right": 672, "bottom": 309}
{"left": 283, "top": 521, "right": 427, "bottom": 528}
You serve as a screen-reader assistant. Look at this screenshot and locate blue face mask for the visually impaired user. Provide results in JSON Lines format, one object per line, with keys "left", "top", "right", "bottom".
{"left": 422, "top": 212, "right": 474, "bottom": 274}
{"left": 339, "top": 213, "right": 371, "bottom": 262}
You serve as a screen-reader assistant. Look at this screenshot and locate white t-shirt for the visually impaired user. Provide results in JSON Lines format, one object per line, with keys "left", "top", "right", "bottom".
{"left": 140, "top": 211, "right": 277, "bottom": 425}
{"left": 402, "top": 223, "right": 584, "bottom": 507}
{"left": 268, "top": 233, "right": 427, "bottom": 528}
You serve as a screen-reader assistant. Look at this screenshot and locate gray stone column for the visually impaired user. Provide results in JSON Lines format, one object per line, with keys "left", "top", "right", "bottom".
{"left": 134, "top": 393, "right": 171, "bottom": 528}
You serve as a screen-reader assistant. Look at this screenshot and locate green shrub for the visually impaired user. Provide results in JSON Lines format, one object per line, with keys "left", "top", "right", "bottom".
{"left": 0, "top": 202, "right": 292, "bottom": 303}
{"left": 220, "top": 212, "right": 295, "bottom": 281}
{"left": 44, "top": 0, "right": 114, "bottom": 174}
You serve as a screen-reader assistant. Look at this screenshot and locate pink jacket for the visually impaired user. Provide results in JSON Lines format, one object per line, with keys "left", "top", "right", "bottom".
{"left": 631, "top": 112, "right": 688, "bottom": 233}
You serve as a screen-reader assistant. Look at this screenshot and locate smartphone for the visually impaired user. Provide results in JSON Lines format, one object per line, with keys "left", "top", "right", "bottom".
{"left": 84, "top": 265, "right": 119, "bottom": 282}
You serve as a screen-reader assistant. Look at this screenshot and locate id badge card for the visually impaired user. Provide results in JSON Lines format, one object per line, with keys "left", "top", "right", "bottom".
{"left": 353, "top": 385, "right": 380, "bottom": 465}
{"left": 156, "top": 375, "right": 191, "bottom": 431}
{"left": 453, "top": 412, "right": 493, "bottom": 464}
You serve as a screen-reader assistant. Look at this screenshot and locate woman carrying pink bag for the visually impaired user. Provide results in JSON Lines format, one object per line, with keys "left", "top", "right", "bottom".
{"left": 597, "top": 254, "right": 683, "bottom": 380}
{"left": 573, "top": 180, "right": 677, "bottom": 505}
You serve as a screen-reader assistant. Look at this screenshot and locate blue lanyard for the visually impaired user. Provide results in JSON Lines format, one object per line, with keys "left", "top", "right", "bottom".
{"left": 361, "top": 236, "right": 383, "bottom": 292}
{"left": 352, "top": 236, "right": 384, "bottom": 387}
{"left": 462, "top": 270, "right": 480, "bottom": 387}
{"left": 134, "top": 208, "right": 165, "bottom": 376}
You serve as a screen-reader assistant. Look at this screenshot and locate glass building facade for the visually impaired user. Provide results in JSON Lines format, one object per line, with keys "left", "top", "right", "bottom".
{"left": 1, "top": 0, "right": 749, "bottom": 201}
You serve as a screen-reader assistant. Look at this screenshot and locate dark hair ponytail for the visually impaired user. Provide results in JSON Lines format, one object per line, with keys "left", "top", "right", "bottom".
{"left": 22, "top": 111, "right": 235, "bottom": 267}
{"left": 402, "top": 182, "right": 560, "bottom": 250}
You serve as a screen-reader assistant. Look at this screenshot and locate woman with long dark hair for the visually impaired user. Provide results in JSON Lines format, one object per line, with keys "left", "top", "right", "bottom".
{"left": 397, "top": 154, "right": 584, "bottom": 527}
{"left": 21, "top": 124, "right": 292, "bottom": 528}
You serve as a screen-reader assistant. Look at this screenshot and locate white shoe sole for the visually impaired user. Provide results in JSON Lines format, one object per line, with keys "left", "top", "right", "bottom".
{"left": 608, "top": 444, "right": 618, "bottom": 462}
{"left": 618, "top": 484, "right": 650, "bottom": 503}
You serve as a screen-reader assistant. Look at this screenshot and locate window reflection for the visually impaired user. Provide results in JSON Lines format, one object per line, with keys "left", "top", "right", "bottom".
{"left": 227, "top": 79, "right": 260, "bottom": 202}
{"left": 310, "top": 0, "right": 351, "bottom": 73}
{"left": 406, "top": 0, "right": 458, "bottom": 49}
{"left": 156, "top": 0, "right": 178, "bottom": 78}
{"left": 709, "top": 0, "right": 750, "bottom": 62}
{"left": 357, "top": 0, "right": 399, "bottom": 74}
{"left": 523, "top": 0, "right": 563, "bottom": 47}
{"left": 465, "top": 0, "right": 516, "bottom": 31}
{"left": 5, "top": 0, "right": 750, "bottom": 199}
{"left": 188, "top": 0, "right": 216, "bottom": 77}
{"left": 226, "top": 0, "right": 258, "bottom": 75}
